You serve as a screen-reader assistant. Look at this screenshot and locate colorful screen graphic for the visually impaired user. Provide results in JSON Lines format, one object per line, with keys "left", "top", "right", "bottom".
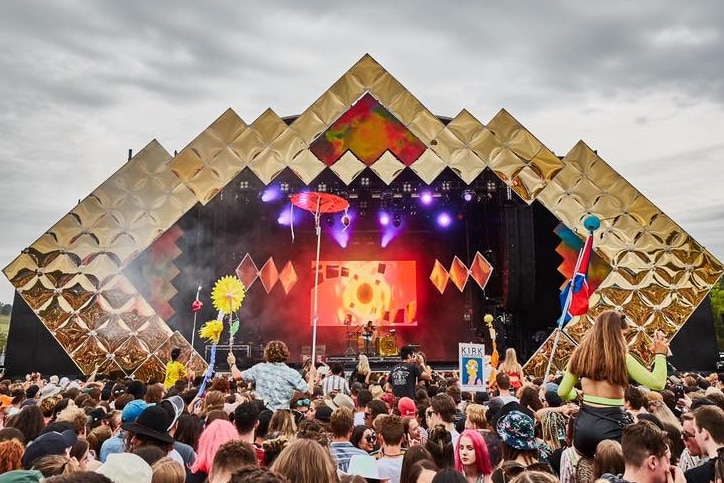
{"left": 312, "top": 260, "right": 417, "bottom": 327}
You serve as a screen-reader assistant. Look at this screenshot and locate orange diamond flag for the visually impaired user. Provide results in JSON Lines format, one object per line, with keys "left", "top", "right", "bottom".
{"left": 279, "top": 261, "right": 298, "bottom": 294}
{"left": 470, "top": 251, "right": 494, "bottom": 290}
{"left": 449, "top": 256, "right": 469, "bottom": 292}
{"left": 429, "top": 260, "right": 449, "bottom": 294}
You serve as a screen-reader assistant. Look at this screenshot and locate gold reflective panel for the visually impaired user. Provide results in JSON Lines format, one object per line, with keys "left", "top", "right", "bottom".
{"left": 3, "top": 55, "right": 722, "bottom": 380}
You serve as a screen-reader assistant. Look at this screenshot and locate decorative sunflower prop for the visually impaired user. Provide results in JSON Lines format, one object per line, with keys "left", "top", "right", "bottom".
{"left": 211, "top": 275, "right": 246, "bottom": 314}
{"left": 198, "top": 319, "right": 224, "bottom": 345}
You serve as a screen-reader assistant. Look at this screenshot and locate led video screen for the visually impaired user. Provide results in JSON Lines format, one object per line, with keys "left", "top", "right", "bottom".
{"left": 312, "top": 260, "right": 417, "bottom": 327}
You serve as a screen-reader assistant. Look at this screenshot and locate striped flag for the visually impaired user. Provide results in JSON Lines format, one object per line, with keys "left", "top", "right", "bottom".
{"left": 558, "top": 231, "right": 594, "bottom": 327}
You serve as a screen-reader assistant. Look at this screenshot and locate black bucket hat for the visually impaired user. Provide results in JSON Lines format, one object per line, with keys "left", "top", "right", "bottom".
{"left": 121, "top": 405, "right": 174, "bottom": 444}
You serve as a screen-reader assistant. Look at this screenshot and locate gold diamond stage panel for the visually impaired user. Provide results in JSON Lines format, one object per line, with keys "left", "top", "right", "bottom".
{"left": 3, "top": 55, "right": 722, "bottom": 380}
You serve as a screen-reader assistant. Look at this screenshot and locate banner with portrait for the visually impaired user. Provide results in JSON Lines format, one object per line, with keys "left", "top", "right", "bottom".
{"left": 459, "top": 343, "right": 487, "bottom": 393}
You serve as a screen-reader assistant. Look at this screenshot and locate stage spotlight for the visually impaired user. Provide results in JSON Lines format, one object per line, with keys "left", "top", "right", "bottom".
{"left": 462, "top": 190, "right": 475, "bottom": 202}
{"left": 436, "top": 212, "right": 452, "bottom": 228}
{"left": 239, "top": 180, "right": 250, "bottom": 190}
{"left": 420, "top": 191, "right": 433, "bottom": 206}
{"left": 402, "top": 182, "right": 412, "bottom": 193}
{"left": 360, "top": 176, "right": 370, "bottom": 187}
{"left": 261, "top": 186, "right": 281, "bottom": 203}
{"left": 441, "top": 180, "right": 452, "bottom": 191}
{"left": 379, "top": 212, "right": 391, "bottom": 226}
{"left": 317, "top": 182, "right": 328, "bottom": 192}
{"left": 486, "top": 179, "right": 497, "bottom": 193}
{"left": 279, "top": 182, "right": 290, "bottom": 193}
{"left": 393, "top": 214, "right": 401, "bottom": 227}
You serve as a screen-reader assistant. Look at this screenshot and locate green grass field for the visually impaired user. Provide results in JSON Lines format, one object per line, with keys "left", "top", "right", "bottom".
{"left": 0, "top": 310, "right": 9, "bottom": 354}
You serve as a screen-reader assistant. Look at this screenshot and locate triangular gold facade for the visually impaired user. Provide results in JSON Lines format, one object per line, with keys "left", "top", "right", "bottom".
{"left": 4, "top": 55, "right": 722, "bottom": 379}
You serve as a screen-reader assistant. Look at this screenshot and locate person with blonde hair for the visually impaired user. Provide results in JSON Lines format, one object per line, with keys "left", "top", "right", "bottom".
{"left": 31, "top": 455, "right": 80, "bottom": 477}
{"left": 558, "top": 311, "right": 669, "bottom": 458}
{"left": 268, "top": 409, "right": 297, "bottom": 440}
{"left": 647, "top": 400, "right": 681, "bottom": 431}
{"left": 350, "top": 354, "right": 372, "bottom": 385}
{"left": 498, "top": 349, "right": 525, "bottom": 392}
{"left": 592, "top": 440, "right": 624, "bottom": 480}
{"left": 152, "top": 457, "right": 185, "bottom": 483}
{"left": 271, "top": 438, "right": 338, "bottom": 483}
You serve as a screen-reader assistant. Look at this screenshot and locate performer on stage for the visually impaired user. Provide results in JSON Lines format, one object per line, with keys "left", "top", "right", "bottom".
{"left": 361, "top": 321, "right": 376, "bottom": 355}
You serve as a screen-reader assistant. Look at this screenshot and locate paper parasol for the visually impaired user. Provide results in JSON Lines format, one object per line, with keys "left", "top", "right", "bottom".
{"left": 290, "top": 192, "right": 349, "bottom": 214}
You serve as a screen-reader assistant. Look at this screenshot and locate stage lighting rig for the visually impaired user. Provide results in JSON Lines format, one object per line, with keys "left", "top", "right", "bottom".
{"left": 393, "top": 213, "right": 401, "bottom": 227}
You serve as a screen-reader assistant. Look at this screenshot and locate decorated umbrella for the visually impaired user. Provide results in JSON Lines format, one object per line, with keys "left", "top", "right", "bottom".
{"left": 290, "top": 192, "right": 349, "bottom": 363}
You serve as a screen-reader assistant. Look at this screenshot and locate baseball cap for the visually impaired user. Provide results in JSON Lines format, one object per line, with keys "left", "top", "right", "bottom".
{"left": 397, "top": 397, "right": 417, "bottom": 417}
{"left": 121, "top": 399, "right": 149, "bottom": 422}
{"left": 22, "top": 429, "right": 77, "bottom": 469}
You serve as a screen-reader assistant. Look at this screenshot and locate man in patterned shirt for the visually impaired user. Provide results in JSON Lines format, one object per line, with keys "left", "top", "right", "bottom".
{"left": 228, "top": 340, "right": 316, "bottom": 411}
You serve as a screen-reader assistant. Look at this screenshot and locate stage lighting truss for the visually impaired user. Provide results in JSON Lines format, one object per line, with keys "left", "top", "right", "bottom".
{"left": 279, "top": 182, "right": 290, "bottom": 193}
{"left": 317, "top": 182, "right": 328, "bottom": 192}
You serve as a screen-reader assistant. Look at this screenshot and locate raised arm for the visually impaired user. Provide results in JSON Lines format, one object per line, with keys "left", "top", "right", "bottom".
{"left": 557, "top": 367, "right": 579, "bottom": 401}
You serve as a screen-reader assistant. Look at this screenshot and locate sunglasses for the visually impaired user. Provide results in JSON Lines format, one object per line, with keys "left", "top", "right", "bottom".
{"left": 296, "top": 399, "right": 310, "bottom": 406}
{"left": 365, "top": 434, "right": 376, "bottom": 442}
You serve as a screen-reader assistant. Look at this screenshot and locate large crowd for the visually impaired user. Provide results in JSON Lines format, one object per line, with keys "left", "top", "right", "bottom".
{"left": 0, "top": 311, "right": 722, "bottom": 483}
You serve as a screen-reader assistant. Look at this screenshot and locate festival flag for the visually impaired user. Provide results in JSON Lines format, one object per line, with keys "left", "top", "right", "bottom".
{"left": 558, "top": 231, "right": 594, "bottom": 327}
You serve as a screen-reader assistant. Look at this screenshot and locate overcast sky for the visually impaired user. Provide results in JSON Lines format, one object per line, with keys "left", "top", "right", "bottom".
{"left": 2, "top": 0, "right": 724, "bottom": 304}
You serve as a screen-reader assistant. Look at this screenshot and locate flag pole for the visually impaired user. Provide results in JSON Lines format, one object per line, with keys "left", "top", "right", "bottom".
{"left": 545, "top": 216, "right": 600, "bottom": 378}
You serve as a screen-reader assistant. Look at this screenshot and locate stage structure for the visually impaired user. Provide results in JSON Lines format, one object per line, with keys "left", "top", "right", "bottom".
{"left": 3, "top": 55, "right": 722, "bottom": 380}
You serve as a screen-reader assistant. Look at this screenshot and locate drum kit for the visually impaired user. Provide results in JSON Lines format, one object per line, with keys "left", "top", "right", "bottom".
{"left": 343, "top": 320, "right": 398, "bottom": 357}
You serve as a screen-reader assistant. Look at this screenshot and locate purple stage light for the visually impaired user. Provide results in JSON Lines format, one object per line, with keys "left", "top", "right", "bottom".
{"left": 436, "top": 212, "right": 452, "bottom": 228}
{"left": 261, "top": 186, "right": 281, "bottom": 203}
{"left": 463, "top": 190, "right": 474, "bottom": 202}
{"left": 420, "top": 191, "right": 433, "bottom": 206}
{"left": 379, "top": 211, "right": 391, "bottom": 226}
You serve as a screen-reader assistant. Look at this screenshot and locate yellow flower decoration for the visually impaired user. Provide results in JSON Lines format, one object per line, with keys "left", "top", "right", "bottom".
{"left": 199, "top": 320, "right": 224, "bottom": 344}
{"left": 211, "top": 275, "right": 246, "bottom": 314}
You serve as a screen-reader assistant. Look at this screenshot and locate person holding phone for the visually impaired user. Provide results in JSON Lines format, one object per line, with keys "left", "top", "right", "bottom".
{"left": 558, "top": 311, "right": 669, "bottom": 459}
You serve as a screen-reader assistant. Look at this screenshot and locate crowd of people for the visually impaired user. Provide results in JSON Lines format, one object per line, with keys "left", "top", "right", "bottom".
{"left": 0, "top": 310, "right": 722, "bottom": 483}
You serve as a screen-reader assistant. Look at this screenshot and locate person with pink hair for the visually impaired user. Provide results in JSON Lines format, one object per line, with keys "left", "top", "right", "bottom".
{"left": 455, "top": 429, "right": 493, "bottom": 483}
{"left": 187, "top": 419, "right": 239, "bottom": 483}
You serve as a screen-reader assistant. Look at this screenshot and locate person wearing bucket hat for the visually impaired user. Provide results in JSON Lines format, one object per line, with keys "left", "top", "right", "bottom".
{"left": 122, "top": 405, "right": 175, "bottom": 448}
{"left": 492, "top": 409, "right": 555, "bottom": 480}
{"left": 38, "top": 382, "right": 63, "bottom": 401}
{"left": 326, "top": 393, "right": 355, "bottom": 412}
{"left": 496, "top": 410, "right": 537, "bottom": 452}
{"left": 96, "top": 452, "right": 152, "bottom": 483}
